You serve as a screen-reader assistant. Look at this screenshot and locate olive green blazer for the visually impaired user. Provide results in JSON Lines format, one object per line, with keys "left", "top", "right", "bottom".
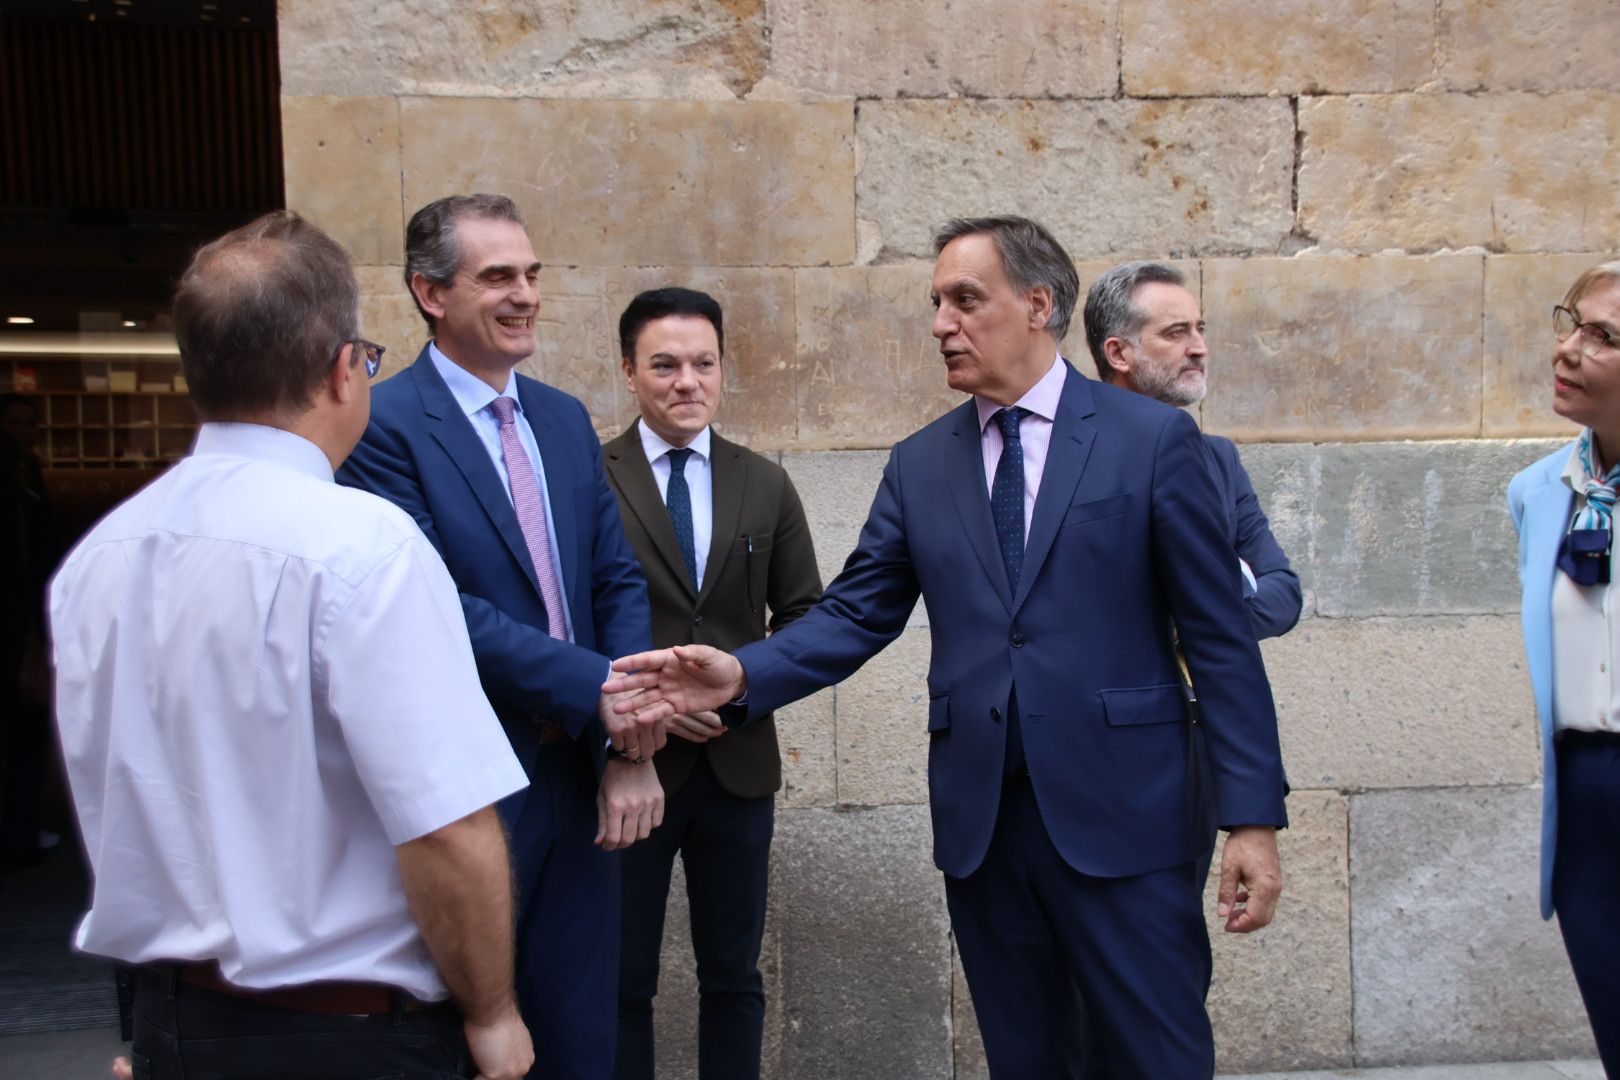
{"left": 604, "top": 422, "right": 822, "bottom": 798}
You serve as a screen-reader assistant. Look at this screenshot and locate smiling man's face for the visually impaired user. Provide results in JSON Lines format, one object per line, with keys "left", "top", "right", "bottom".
{"left": 623, "top": 314, "right": 723, "bottom": 448}
{"left": 422, "top": 215, "right": 541, "bottom": 376}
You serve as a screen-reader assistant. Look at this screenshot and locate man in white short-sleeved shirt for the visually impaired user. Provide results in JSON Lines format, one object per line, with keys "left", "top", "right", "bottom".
{"left": 49, "top": 211, "right": 534, "bottom": 1080}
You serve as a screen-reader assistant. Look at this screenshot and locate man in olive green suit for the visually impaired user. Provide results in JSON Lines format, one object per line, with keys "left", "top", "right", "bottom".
{"left": 603, "top": 287, "right": 822, "bottom": 1080}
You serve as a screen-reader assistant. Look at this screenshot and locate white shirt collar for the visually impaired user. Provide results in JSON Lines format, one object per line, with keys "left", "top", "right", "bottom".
{"left": 975, "top": 353, "right": 1067, "bottom": 434}
{"left": 429, "top": 341, "right": 520, "bottom": 419}
{"left": 637, "top": 418, "right": 712, "bottom": 466}
{"left": 192, "top": 422, "right": 333, "bottom": 482}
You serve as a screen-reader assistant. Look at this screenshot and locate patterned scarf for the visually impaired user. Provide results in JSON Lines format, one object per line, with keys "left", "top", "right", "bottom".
{"left": 1559, "top": 428, "right": 1620, "bottom": 586}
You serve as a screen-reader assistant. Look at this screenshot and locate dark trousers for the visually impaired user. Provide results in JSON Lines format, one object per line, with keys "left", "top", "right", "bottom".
{"left": 502, "top": 738, "right": 623, "bottom": 1080}
{"left": 1552, "top": 731, "right": 1620, "bottom": 1074}
{"left": 946, "top": 775, "right": 1214, "bottom": 1080}
{"left": 129, "top": 967, "right": 471, "bottom": 1079}
{"left": 615, "top": 754, "right": 774, "bottom": 1080}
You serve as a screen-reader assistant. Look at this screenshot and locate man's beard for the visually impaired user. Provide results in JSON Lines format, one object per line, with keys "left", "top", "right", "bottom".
{"left": 1135, "top": 360, "right": 1207, "bottom": 408}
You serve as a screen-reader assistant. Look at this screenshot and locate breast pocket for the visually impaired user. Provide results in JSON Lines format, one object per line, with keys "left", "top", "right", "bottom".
{"left": 730, "top": 532, "right": 774, "bottom": 611}
{"left": 1063, "top": 493, "right": 1129, "bottom": 526}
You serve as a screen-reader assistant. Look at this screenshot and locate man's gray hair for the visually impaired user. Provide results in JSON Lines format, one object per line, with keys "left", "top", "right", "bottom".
{"left": 1082, "top": 261, "right": 1187, "bottom": 381}
{"left": 404, "top": 193, "right": 527, "bottom": 331}
{"left": 932, "top": 216, "right": 1079, "bottom": 341}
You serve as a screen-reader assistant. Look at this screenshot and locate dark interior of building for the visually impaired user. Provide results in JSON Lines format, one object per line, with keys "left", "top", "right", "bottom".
{"left": 0, "top": 0, "right": 280, "bottom": 1040}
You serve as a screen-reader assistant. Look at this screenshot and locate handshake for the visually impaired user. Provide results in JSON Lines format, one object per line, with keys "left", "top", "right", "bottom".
{"left": 589, "top": 643, "right": 746, "bottom": 854}
{"left": 599, "top": 644, "right": 747, "bottom": 754}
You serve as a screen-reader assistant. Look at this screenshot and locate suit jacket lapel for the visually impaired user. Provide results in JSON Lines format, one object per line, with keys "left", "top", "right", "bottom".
{"left": 1524, "top": 450, "right": 1574, "bottom": 728}
{"left": 518, "top": 377, "right": 582, "bottom": 613}
{"left": 1015, "top": 366, "right": 1095, "bottom": 614}
{"left": 947, "top": 402, "right": 1015, "bottom": 613}
{"left": 699, "top": 433, "right": 746, "bottom": 608}
{"left": 413, "top": 351, "right": 542, "bottom": 597}
{"left": 605, "top": 424, "right": 698, "bottom": 602}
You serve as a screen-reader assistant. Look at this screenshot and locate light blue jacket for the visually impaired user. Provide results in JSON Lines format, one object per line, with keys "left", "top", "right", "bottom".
{"left": 1507, "top": 440, "right": 1577, "bottom": 920}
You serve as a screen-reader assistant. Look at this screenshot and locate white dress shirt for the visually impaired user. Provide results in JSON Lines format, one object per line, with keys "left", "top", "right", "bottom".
{"left": 429, "top": 342, "right": 576, "bottom": 640}
{"left": 637, "top": 419, "right": 713, "bottom": 589}
{"left": 975, "top": 353, "right": 1067, "bottom": 540}
{"left": 1551, "top": 443, "right": 1620, "bottom": 734}
{"left": 49, "top": 422, "right": 527, "bottom": 999}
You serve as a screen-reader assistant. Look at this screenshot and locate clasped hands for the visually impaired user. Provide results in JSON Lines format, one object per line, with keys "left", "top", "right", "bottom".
{"left": 592, "top": 645, "right": 741, "bottom": 854}
{"left": 603, "top": 644, "right": 745, "bottom": 729}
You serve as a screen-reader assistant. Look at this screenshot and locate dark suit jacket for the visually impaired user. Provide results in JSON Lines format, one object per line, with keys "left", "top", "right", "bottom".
{"left": 604, "top": 422, "right": 822, "bottom": 800}
{"left": 731, "top": 364, "right": 1288, "bottom": 880}
{"left": 337, "top": 347, "right": 652, "bottom": 782}
{"left": 1201, "top": 434, "right": 1302, "bottom": 641}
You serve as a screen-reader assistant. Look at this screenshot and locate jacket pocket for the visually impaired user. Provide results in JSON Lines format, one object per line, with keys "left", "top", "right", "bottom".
{"left": 1063, "top": 493, "right": 1129, "bottom": 525}
{"left": 927, "top": 694, "right": 951, "bottom": 732}
{"left": 1099, "top": 684, "right": 1187, "bottom": 726}
{"left": 729, "top": 533, "right": 774, "bottom": 611}
{"left": 730, "top": 532, "right": 775, "bottom": 555}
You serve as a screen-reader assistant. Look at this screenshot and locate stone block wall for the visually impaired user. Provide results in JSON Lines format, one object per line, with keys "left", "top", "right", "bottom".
{"left": 278, "top": 1, "right": 1620, "bottom": 1072}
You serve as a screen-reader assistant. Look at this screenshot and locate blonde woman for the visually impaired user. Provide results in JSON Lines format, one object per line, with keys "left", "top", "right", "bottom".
{"left": 1508, "top": 261, "right": 1620, "bottom": 1072}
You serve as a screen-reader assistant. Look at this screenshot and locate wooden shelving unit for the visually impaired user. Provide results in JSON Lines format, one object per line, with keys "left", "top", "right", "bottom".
{"left": 2, "top": 334, "right": 195, "bottom": 470}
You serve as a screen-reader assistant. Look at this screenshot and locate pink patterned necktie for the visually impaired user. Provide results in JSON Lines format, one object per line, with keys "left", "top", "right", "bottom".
{"left": 489, "top": 395, "right": 565, "bottom": 639}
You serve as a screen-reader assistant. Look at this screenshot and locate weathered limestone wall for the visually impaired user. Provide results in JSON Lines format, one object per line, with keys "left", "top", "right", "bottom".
{"left": 278, "top": 1, "right": 1620, "bottom": 1073}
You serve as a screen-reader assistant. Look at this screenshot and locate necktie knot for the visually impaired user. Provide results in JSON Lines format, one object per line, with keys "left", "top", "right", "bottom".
{"left": 995, "top": 406, "right": 1029, "bottom": 443}
{"left": 489, "top": 395, "right": 517, "bottom": 427}
{"left": 667, "top": 447, "right": 694, "bottom": 476}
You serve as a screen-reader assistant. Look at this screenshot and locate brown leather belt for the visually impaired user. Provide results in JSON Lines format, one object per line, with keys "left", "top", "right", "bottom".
{"left": 539, "top": 720, "right": 568, "bottom": 745}
{"left": 167, "top": 962, "right": 430, "bottom": 1015}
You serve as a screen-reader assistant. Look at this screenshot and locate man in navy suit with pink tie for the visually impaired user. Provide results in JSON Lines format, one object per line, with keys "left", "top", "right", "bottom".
{"left": 340, "top": 193, "right": 664, "bottom": 1080}
{"left": 607, "top": 216, "right": 1288, "bottom": 1079}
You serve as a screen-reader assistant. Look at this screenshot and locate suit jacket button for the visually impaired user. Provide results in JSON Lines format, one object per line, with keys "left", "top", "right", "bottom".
{"left": 990, "top": 707, "right": 1002, "bottom": 723}
{"left": 1010, "top": 631, "right": 1025, "bottom": 647}
{"left": 693, "top": 614, "right": 704, "bottom": 626}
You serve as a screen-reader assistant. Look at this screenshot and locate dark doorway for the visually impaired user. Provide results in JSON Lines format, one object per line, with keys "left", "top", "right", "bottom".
{"left": 0, "top": 0, "right": 282, "bottom": 1043}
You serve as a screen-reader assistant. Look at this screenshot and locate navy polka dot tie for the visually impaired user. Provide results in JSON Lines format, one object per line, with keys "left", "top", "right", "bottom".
{"left": 665, "top": 447, "right": 699, "bottom": 589}
{"left": 991, "top": 407, "right": 1030, "bottom": 594}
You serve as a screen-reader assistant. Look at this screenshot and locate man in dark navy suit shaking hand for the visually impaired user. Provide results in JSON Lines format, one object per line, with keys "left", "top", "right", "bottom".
{"left": 606, "top": 216, "right": 1288, "bottom": 1080}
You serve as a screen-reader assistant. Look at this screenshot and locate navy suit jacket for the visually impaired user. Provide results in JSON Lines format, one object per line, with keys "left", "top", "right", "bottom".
{"left": 337, "top": 347, "right": 652, "bottom": 777}
{"left": 1201, "top": 434, "right": 1302, "bottom": 641}
{"left": 733, "top": 364, "right": 1287, "bottom": 879}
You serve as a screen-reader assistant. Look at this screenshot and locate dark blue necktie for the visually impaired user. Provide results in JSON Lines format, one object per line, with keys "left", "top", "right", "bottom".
{"left": 991, "top": 407, "right": 1030, "bottom": 594}
{"left": 665, "top": 447, "right": 698, "bottom": 589}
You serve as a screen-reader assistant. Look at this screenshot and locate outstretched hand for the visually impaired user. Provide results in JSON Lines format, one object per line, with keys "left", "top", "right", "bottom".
{"left": 603, "top": 645, "right": 745, "bottom": 727}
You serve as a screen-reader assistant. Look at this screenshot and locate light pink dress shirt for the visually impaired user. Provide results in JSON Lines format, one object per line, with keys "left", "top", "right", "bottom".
{"left": 974, "top": 354, "right": 1068, "bottom": 541}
